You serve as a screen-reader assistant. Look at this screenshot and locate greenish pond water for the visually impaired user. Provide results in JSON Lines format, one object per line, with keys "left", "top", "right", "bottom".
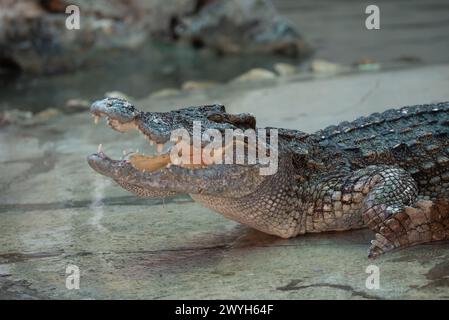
{"left": 0, "top": 42, "right": 297, "bottom": 113}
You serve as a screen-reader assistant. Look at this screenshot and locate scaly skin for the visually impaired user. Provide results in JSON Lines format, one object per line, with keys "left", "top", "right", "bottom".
{"left": 87, "top": 98, "right": 449, "bottom": 258}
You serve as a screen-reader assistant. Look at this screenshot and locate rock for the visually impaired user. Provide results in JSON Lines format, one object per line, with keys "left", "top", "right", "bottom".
{"left": 395, "top": 55, "right": 422, "bottom": 63}
{"left": 104, "top": 91, "right": 132, "bottom": 100}
{"left": 310, "top": 59, "right": 345, "bottom": 74}
{"left": 181, "top": 81, "right": 219, "bottom": 91}
{"left": 0, "top": 1, "right": 310, "bottom": 75}
{"left": 274, "top": 63, "right": 297, "bottom": 77}
{"left": 0, "top": 109, "right": 33, "bottom": 127}
{"left": 0, "top": 0, "right": 197, "bottom": 74}
{"left": 0, "top": 107, "right": 64, "bottom": 127}
{"left": 65, "top": 99, "right": 90, "bottom": 113}
{"left": 174, "top": 0, "right": 310, "bottom": 57}
{"left": 232, "top": 68, "right": 277, "bottom": 83}
{"left": 34, "top": 108, "right": 62, "bottom": 121}
{"left": 353, "top": 58, "right": 377, "bottom": 65}
{"left": 150, "top": 88, "right": 181, "bottom": 98}
{"left": 0, "top": 1, "right": 311, "bottom": 75}
{"left": 353, "top": 58, "right": 381, "bottom": 72}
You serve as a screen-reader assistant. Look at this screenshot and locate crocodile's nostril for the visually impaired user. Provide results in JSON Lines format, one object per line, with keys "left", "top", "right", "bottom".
{"left": 87, "top": 153, "right": 101, "bottom": 165}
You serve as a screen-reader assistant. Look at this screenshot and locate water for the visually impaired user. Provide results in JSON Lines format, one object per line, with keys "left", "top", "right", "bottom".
{"left": 0, "top": 42, "right": 296, "bottom": 113}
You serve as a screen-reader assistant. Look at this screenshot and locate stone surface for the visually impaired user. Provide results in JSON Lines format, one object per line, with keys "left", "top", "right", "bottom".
{"left": 231, "top": 68, "right": 277, "bottom": 83}
{"left": 65, "top": 99, "right": 90, "bottom": 113}
{"left": 181, "top": 81, "right": 219, "bottom": 91}
{"left": 1, "top": 65, "right": 449, "bottom": 299}
{"left": 0, "top": 109, "right": 33, "bottom": 127}
{"left": 149, "top": 88, "right": 182, "bottom": 98}
{"left": 274, "top": 63, "right": 297, "bottom": 77}
{"left": 310, "top": 59, "right": 347, "bottom": 74}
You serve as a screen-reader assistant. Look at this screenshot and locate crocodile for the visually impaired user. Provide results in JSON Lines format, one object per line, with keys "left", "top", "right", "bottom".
{"left": 87, "top": 98, "right": 449, "bottom": 258}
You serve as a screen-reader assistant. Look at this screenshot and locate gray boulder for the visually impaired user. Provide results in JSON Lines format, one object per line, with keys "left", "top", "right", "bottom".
{"left": 174, "top": 0, "right": 310, "bottom": 57}
{"left": 0, "top": 0, "right": 309, "bottom": 75}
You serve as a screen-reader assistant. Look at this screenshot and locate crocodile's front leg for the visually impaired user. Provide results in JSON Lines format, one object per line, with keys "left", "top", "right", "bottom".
{"left": 307, "top": 165, "right": 449, "bottom": 257}
{"left": 356, "top": 165, "right": 449, "bottom": 258}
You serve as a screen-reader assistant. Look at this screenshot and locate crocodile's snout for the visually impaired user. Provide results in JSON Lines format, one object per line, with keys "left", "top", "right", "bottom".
{"left": 90, "top": 98, "right": 139, "bottom": 124}
{"left": 87, "top": 152, "right": 113, "bottom": 177}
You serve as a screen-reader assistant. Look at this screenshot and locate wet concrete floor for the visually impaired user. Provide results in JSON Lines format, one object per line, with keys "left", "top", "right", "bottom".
{"left": 1, "top": 65, "right": 449, "bottom": 299}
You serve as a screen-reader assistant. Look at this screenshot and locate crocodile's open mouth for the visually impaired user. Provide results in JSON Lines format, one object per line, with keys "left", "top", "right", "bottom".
{"left": 89, "top": 111, "right": 209, "bottom": 174}
{"left": 87, "top": 98, "right": 274, "bottom": 198}
{"left": 89, "top": 105, "right": 242, "bottom": 174}
{"left": 86, "top": 97, "right": 277, "bottom": 183}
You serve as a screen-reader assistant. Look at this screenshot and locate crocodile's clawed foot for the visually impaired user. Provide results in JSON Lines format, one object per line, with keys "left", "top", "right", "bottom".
{"left": 368, "top": 233, "right": 396, "bottom": 259}
{"left": 367, "top": 200, "right": 449, "bottom": 258}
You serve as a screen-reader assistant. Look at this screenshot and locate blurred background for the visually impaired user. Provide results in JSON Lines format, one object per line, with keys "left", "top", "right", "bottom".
{"left": 1, "top": 0, "right": 448, "bottom": 114}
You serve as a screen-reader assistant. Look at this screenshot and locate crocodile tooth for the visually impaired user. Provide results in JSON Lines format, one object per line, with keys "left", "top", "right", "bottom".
{"left": 157, "top": 144, "right": 163, "bottom": 153}
{"left": 98, "top": 144, "right": 103, "bottom": 153}
{"left": 94, "top": 115, "right": 100, "bottom": 124}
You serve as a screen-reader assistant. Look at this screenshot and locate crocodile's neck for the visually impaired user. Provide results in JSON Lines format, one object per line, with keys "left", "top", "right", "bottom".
{"left": 190, "top": 152, "right": 306, "bottom": 237}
